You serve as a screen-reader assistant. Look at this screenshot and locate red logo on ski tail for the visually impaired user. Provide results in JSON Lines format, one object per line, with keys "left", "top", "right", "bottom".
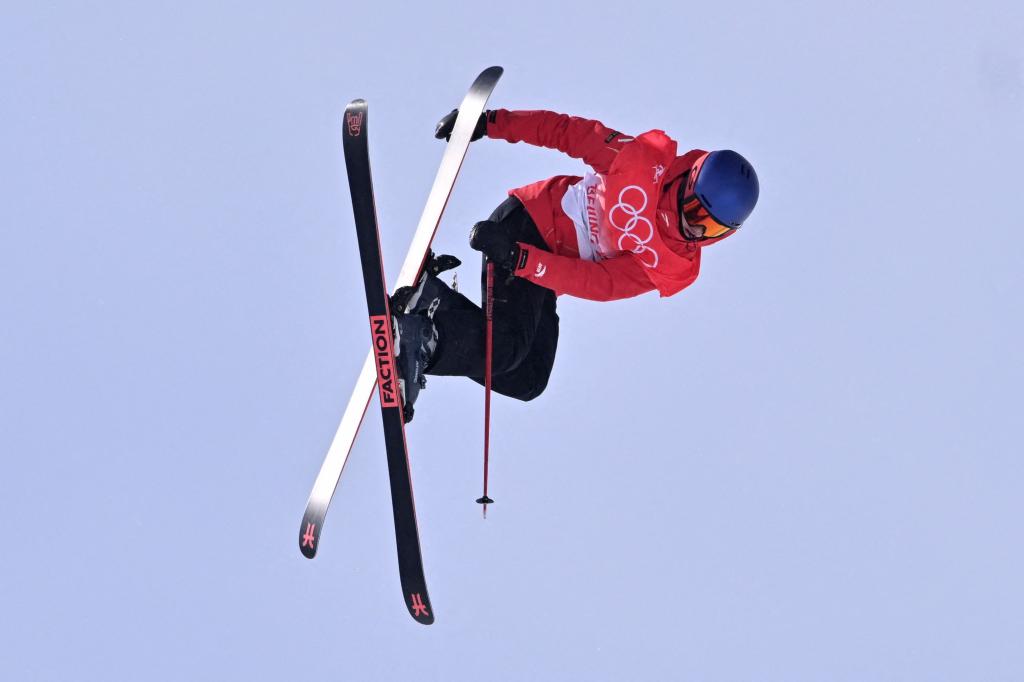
{"left": 369, "top": 315, "right": 399, "bottom": 409}
{"left": 301, "top": 523, "right": 316, "bottom": 549}
{"left": 410, "top": 593, "right": 430, "bottom": 618}
{"left": 346, "top": 111, "right": 364, "bottom": 137}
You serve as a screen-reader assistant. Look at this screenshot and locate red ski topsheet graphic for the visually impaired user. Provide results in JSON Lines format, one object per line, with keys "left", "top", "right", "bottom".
{"left": 346, "top": 111, "right": 364, "bottom": 137}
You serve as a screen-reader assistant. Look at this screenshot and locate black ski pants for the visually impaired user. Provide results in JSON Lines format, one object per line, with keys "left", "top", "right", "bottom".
{"left": 427, "top": 197, "right": 558, "bottom": 401}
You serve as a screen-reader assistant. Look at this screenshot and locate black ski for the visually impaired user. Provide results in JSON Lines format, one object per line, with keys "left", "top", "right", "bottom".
{"left": 342, "top": 99, "right": 433, "bottom": 625}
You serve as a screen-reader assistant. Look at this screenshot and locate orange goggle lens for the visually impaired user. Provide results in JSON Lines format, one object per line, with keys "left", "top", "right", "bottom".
{"left": 682, "top": 194, "right": 733, "bottom": 239}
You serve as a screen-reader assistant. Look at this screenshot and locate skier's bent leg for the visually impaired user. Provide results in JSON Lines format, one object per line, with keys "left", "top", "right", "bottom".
{"left": 428, "top": 306, "right": 537, "bottom": 377}
{"left": 478, "top": 289, "right": 559, "bottom": 401}
{"left": 479, "top": 196, "right": 553, "bottom": 372}
{"left": 425, "top": 195, "right": 557, "bottom": 395}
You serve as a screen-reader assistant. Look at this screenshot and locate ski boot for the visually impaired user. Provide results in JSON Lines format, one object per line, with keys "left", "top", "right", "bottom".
{"left": 392, "top": 311, "right": 438, "bottom": 424}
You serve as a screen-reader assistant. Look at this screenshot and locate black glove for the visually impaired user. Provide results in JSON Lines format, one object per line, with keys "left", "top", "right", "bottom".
{"left": 434, "top": 109, "right": 490, "bottom": 142}
{"left": 469, "top": 220, "right": 521, "bottom": 270}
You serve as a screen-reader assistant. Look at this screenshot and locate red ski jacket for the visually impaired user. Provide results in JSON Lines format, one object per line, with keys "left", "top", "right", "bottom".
{"left": 485, "top": 109, "right": 732, "bottom": 301}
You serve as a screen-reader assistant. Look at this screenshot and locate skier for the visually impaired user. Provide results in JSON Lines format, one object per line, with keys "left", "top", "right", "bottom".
{"left": 392, "top": 108, "right": 759, "bottom": 421}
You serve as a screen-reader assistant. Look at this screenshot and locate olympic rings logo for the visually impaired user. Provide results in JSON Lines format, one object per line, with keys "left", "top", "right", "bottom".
{"left": 608, "top": 185, "right": 659, "bottom": 268}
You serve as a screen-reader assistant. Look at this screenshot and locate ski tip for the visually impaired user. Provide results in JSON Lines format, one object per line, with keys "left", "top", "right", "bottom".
{"left": 471, "top": 66, "right": 503, "bottom": 87}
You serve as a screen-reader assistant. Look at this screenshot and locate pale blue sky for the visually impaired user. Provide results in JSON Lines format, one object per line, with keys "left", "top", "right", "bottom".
{"left": 1, "top": 1, "right": 1022, "bottom": 680}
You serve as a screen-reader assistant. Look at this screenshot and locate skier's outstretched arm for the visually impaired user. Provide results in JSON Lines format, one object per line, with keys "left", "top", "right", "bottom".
{"left": 470, "top": 221, "right": 693, "bottom": 301}
{"left": 484, "top": 109, "right": 631, "bottom": 175}
{"left": 511, "top": 246, "right": 678, "bottom": 302}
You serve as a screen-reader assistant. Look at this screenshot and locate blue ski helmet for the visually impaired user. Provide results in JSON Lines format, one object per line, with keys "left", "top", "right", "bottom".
{"left": 682, "top": 150, "right": 759, "bottom": 234}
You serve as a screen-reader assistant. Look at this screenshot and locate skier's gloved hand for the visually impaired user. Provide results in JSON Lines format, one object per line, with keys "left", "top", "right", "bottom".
{"left": 434, "top": 109, "right": 490, "bottom": 142}
{"left": 470, "top": 220, "right": 520, "bottom": 270}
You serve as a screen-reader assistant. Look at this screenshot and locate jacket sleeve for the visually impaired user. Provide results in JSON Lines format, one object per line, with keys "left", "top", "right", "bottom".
{"left": 485, "top": 109, "right": 630, "bottom": 175}
{"left": 511, "top": 244, "right": 660, "bottom": 301}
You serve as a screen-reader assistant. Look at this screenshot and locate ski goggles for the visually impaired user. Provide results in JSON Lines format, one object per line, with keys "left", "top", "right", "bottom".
{"left": 681, "top": 193, "right": 734, "bottom": 239}
{"left": 680, "top": 153, "right": 735, "bottom": 240}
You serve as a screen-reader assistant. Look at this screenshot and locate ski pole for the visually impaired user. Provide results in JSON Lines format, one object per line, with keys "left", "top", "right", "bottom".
{"left": 476, "top": 260, "right": 495, "bottom": 516}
